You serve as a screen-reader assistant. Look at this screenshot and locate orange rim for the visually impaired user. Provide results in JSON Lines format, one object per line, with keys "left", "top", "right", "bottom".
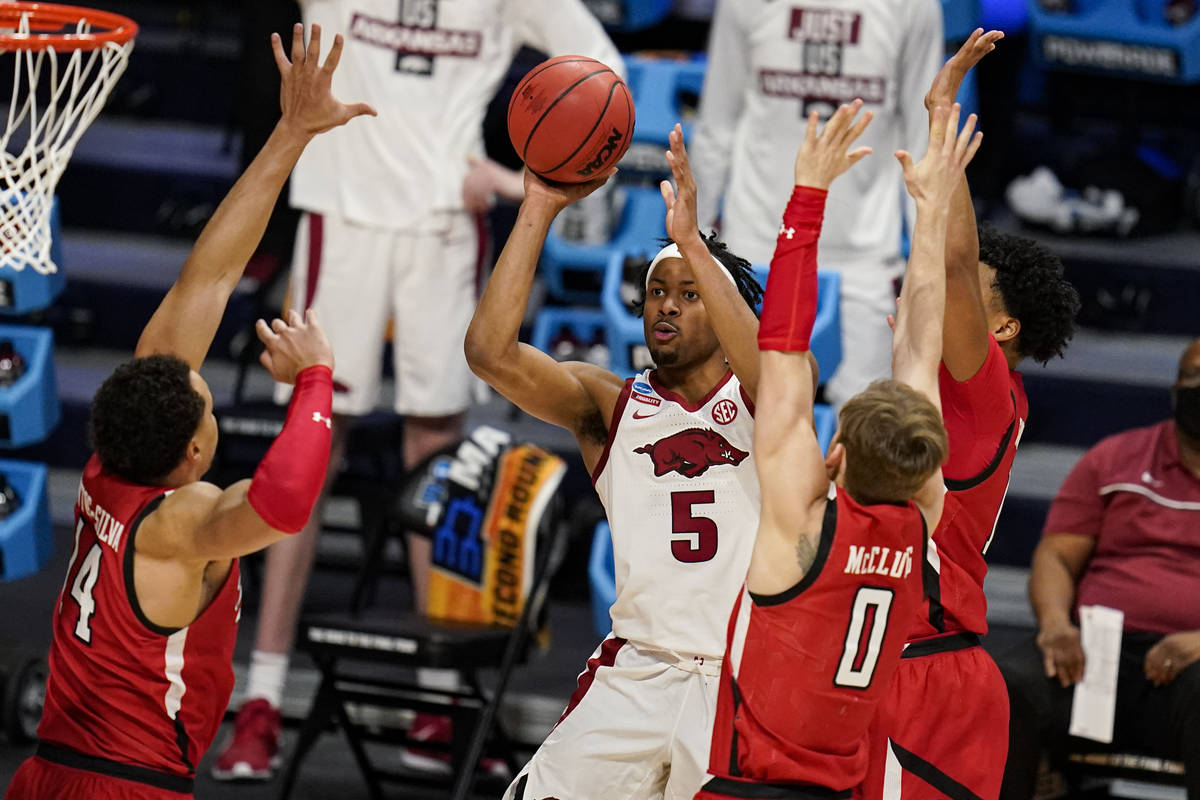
{"left": 0, "top": 2, "right": 138, "bottom": 51}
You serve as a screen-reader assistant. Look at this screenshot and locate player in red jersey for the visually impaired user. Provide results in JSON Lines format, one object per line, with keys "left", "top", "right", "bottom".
{"left": 3, "top": 25, "right": 374, "bottom": 800}
{"left": 696, "top": 97, "right": 982, "bottom": 800}
{"left": 859, "top": 30, "right": 1082, "bottom": 800}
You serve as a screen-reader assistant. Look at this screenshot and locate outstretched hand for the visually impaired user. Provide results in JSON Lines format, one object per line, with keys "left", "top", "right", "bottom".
{"left": 521, "top": 167, "right": 615, "bottom": 215}
{"left": 926, "top": 28, "right": 1004, "bottom": 114}
{"left": 896, "top": 104, "right": 982, "bottom": 208}
{"left": 660, "top": 124, "right": 703, "bottom": 248}
{"left": 273, "top": 23, "right": 377, "bottom": 138}
{"left": 257, "top": 309, "right": 335, "bottom": 385}
{"left": 792, "top": 99, "right": 874, "bottom": 190}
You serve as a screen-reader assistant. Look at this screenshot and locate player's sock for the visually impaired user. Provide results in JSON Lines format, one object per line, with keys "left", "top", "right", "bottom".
{"left": 245, "top": 650, "right": 289, "bottom": 710}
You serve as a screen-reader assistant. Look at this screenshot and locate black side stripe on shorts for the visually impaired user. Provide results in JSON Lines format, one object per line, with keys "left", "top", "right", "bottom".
{"left": 889, "top": 741, "right": 984, "bottom": 800}
{"left": 943, "top": 391, "right": 1017, "bottom": 493}
{"left": 703, "top": 776, "right": 851, "bottom": 800}
{"left": 513, "top": 773, "right": 528, "bottom": 800}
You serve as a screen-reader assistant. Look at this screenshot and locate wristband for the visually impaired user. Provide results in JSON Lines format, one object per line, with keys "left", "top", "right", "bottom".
{"left": 758, "top": 186, "right": 828, "bottom": 353}
{"left": 247, "top": 365, "right": 333, "bottom": 533}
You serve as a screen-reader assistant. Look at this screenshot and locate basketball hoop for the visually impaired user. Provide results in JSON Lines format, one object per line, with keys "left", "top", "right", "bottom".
{"left": 0, "top": 3, "right": 137, "bottom": 274}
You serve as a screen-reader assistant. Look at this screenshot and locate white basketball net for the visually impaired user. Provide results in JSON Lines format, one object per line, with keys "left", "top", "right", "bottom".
{"left": 0, "top": 11, "right": 133, "bottom": 273}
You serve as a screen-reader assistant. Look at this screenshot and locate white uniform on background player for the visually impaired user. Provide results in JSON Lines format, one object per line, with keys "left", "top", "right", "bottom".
{"left": 689, "top": 0, "right": 942, "bottom": 408}
{"left": 287, "top": 0, "right": 623, "bottom": 417}
{"left": 467, "top": 125, "right": 766, "bottom": 798}
{"left": 215, "top": 0, "right": 624, "bottom": 781}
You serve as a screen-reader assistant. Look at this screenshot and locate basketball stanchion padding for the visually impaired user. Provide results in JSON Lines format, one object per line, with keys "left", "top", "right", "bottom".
{"left": 0, "top": 325, "right": 60, "bottom": 448}
{"left": 0, "top": 3, "right": 137, "bottom": 275}
{"left": 508, "top": 54, "right": 634, "bottom": 183}
{"left": 0, "top": 458, "right": 51, "bottom": 581}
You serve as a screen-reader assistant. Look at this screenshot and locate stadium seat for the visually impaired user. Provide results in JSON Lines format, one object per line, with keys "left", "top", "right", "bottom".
{"left": 601, "top": 257, "right": 843, "bottom": 379}
{"left": 529, "top": 306, "right": 608, "bottom": 361}
{"left": 588, "top": 521, "right": 616, "bottom": 637}
{"left": 540, "top": 186, "right": 666, "bottom": 303}
{"left": 0, "top": 458, "right": 51, "bottom": 582}
{"left": 1028, "top": 0, "right": 1200, "bottom": 84}
{"left": 620, "top": 55, "right": 708, "bottom": 180}
{"left": 584, "top": 0, "right": 673, "bottom": 32}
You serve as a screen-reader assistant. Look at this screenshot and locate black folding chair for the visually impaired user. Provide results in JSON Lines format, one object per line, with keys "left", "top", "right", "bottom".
{"left": 277, "top": 494, "right": 569, "bottom": 800}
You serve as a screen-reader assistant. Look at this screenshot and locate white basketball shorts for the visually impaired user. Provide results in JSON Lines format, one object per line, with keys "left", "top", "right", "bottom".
{"left": 281, "top": 210, "right": 483, "bottom": 417}
{"left": 504, "top": 636, "right": 721, "bottom": 800}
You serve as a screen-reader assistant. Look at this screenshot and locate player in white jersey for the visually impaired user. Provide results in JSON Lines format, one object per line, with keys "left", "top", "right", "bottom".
{"left": 466, "top": 126, "right": 766, "bottom": 799}
{"left": 215, "top": 0, "right": 623, "bottom": 780}
{"left": 689, "top": 0, "right": 942, "bottom": 408}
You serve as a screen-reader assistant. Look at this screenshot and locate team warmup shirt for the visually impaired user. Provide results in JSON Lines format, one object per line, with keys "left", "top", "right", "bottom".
{"left": 592, "top": 368, "right": 759, "bottom": 661}
{"left": 700, "top": 490, "right": 927, "bottom": 795}
{"left": 1045, "top": 419, "right": 1200, "bottom": 634}
{"left": 38, "top": 455, "right": 241, "bottom": 787}
{"left": 690, "top": 0, "right": 942, "bottom": 265}
{"left": 906, "top": 338, "right": 1027, "bottom": 640}
{"left": 291, "top": 0, "right": 622, "bottom": 231}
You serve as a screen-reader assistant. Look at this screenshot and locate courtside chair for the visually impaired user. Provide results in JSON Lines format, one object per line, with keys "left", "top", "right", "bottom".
{"left": 1063, "top": 744, "right": 1186, "bottom": 800}
{"left": 279, "top": 494, "right": 570, "bottom": 800}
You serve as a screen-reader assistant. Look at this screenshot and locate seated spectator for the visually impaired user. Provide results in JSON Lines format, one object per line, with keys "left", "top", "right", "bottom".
{"left": 997, "top": 337, "right": 1200, "bottom": 800}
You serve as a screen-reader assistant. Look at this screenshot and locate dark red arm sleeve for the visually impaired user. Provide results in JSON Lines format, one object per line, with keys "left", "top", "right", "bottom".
{"left": 247, "top": 365, "right": 333, "bottom": 534}
{"left": 757, "top": 186, "right": 828, "bottom": 353}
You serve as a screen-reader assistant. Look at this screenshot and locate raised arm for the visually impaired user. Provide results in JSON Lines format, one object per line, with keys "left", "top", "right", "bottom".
{"left": 661, "top": 124, "right": 761, "bottom": 398}
{"left": 138, "top": 309, "right": 336, "bottom": 563}
{"left": 135, "top": 24, "right": 375, "bottom": 370}
{"left": 892, "top": 104, "right": 982, "bottom": 408}
{"left": 749, "top": 104, "right": 873, "bottom": 594}
{"left": 926, "top": 29, "right": 1004, "bottom": 380}
{"left": 465, "top": 170, "right": 623, "bottom": 465}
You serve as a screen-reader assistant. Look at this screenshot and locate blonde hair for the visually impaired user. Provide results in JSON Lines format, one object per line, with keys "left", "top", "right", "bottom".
{"left": 838, "top": 379, "right": 948, "bottom": 505}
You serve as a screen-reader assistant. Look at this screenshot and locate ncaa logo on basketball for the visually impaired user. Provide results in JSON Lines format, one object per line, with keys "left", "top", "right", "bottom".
{"left": 712, "top": 399, "right": 738, "bottom": 425}
{"left": 576, "top": 128, "right": 624, "bottom": 178}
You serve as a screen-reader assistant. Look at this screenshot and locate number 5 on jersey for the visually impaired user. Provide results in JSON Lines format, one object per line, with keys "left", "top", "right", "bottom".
{"left": 671, "top": 490, "right": 718, "bottom": 563}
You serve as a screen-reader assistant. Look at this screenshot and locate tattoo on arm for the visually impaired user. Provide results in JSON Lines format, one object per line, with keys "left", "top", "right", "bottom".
{"left": 795, "top": 532, "right": 818, "bottom": 573}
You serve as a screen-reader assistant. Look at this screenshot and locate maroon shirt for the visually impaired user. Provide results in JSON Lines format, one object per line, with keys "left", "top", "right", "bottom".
{"left": 1043, "top": 420, "right": 1200, "bottom": 634}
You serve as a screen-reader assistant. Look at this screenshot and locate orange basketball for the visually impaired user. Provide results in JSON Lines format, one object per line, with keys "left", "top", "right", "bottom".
{"left": 507, "top": 55, "right": 635, "bottom": 184}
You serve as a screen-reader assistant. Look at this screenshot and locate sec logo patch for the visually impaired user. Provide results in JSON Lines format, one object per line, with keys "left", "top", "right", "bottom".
{"left": 712, "top": 399, "right": 738, "bottom": 425}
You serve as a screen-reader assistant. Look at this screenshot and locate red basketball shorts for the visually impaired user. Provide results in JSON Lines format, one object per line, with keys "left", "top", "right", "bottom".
{"left": 859, "top": 633, "right": 1009, "bottom": 800}
{"left": 5, "top": 755, "right": 191, "bottom": 800}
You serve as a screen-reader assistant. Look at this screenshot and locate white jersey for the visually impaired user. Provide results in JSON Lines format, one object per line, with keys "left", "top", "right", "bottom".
{"left": 593, "top": 370, "right": 760, "bottom": 661}
{"left": 293, "top": 0, "right": 623, "bottom": 231}
{"left": 690, "top": 0, "right": 943, "bottom": 265}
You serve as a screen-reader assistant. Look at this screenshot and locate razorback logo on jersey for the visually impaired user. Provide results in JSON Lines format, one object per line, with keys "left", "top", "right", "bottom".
{"left": 634, "top": 427, "right": 748, "bottom": 478}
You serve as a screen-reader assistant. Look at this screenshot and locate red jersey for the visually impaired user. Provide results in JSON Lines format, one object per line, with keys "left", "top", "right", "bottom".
{"left": 910, "top": 338, "right": 1027, "bottom": 638}
{"left": 702, "top": 490, "right": 927, "bottom": 794}
{"left": 38, "top": 455, "right": 241, "bottom": 786}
